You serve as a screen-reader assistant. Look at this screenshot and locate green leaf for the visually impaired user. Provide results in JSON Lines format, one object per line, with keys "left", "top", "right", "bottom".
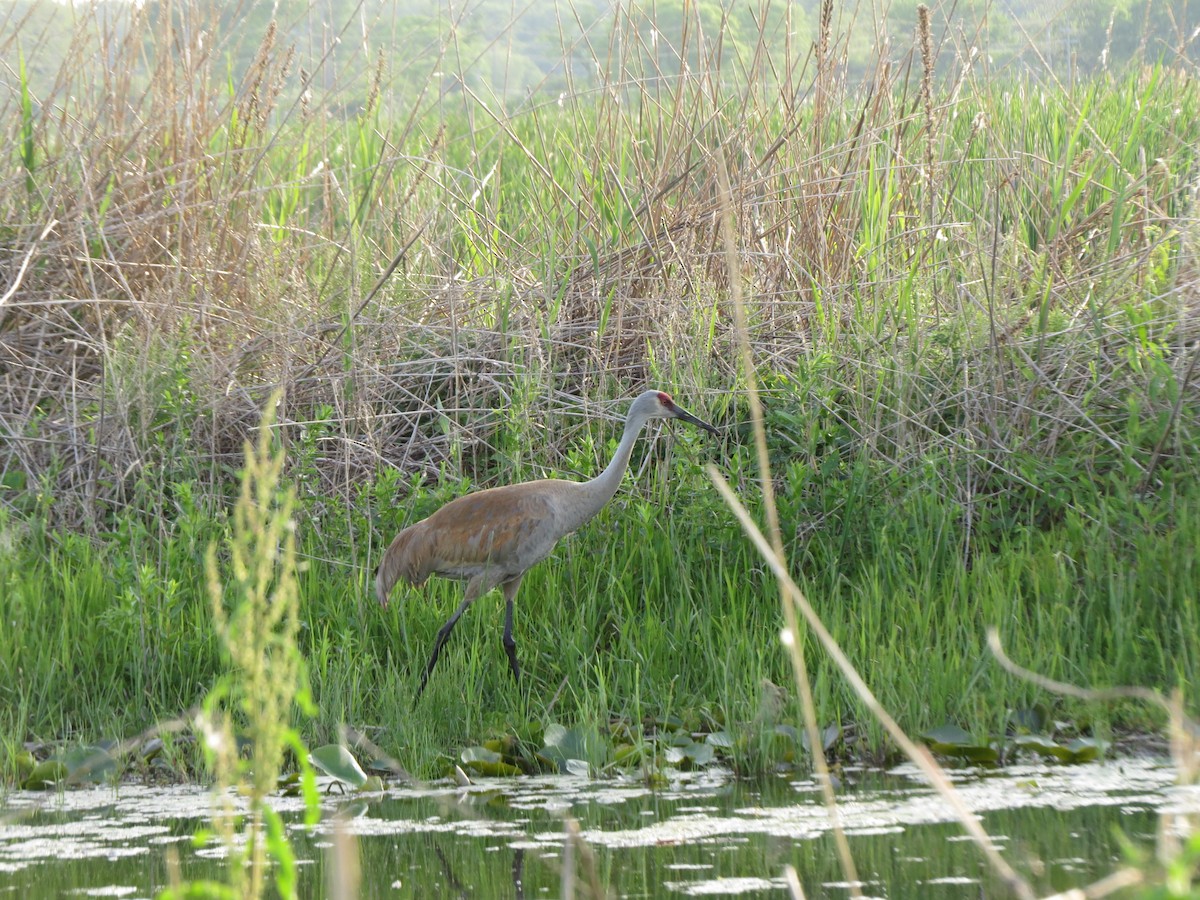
{"left": 1064, "top": 738, "right": 1105, "bottom": 763}
{"left": 955, "top": 744, "right": 1001, "bottom": 764}
{"left": 61, "top": 746, "right": 118, "bottom": 784}
{"left": 11, "top": 750, "right": 36, "bottom": 779}
{"left": 773, "top": 724, "right": 799, "bottom": 743}
{"left": 651, "top": 714, "right": 685, "bottom": 732}
{"left": 461, "top": 746, "right": 521, "bottom": 778}
{"left": 563, "top": 759, "right": 591, "bottom": 777}
{"left": 541, "top": 724, "right": 607, "bottom": 774}
{"left": 310, "top": 744, "right": 368, "bottom": 788}
{"left": 611, "top": 744, "right": 645, "bottom": 768}
{"left": 1013, "top": 735, "right": 1070, "bottom": 760}
{"left": 1007, "top": 704, "right": 1050, "bottom": 735}
{"left": 22, "top": 760, "right": 67, "bottom": 790}
{"left": 922, "top": 725, "right": 997, "bottom": 763}
{"left": 461, "top": 745, "right": 502, "bottom": 765}
{"left": 705, "top": 731, "right": 734, "bottom": 750}
{"left": 665, "top": 742, "right": 715, "bottom": 768}
{"left": 800, "top": 724, "right": 842, "bottom": 754}
{"left": 921, "top": 724, "right": 974, "bottom": 747}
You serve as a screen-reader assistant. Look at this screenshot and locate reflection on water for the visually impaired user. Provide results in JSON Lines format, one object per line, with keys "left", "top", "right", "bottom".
{"left": 0, "top": 758, "right": 1185, "bottom": 898}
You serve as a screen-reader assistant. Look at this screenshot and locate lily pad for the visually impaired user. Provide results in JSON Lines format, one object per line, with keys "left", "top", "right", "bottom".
{"left": 665, "top": 741, "right": 715, "bottom": 769}
{"left": 770, "top": 724, "right": 801, "bottom": 764}
{"left": 800, "top": 724, "right": 842, "bottom": 755}
{"left": 1007, "top": 704, "right": 1051, "bottom": 735}
{"left": 921, "top": 724, "right": 974, "bottom": 747}
{"left": 611, "top": 744, "right": 646, "bottom": 768}
{"left": 359, "top": 775, "right": 386, "bottom": 792}
{"left": 540, "top": 724, "right": 607, "bottom": 775}
{"left": 1013, "top": 735, "right": 1071, "bottom": 761}
{"left": 61, "top": 746, "right": 118, "bottom": 784}
{"left": 140, "top": 738, "right": 164, "bottom": 762}
{"left": 922, "top": 725, "right": 998, "bottom": 763}
{"left": 10, "top": 750, "right": 36, "bottom": 780}
{"left": 460, "top": 746, "right": 522, "bottom": 778}
{"left": 310, "top": 744, "right": 369, "bottom": 788}
{"left": 1011, "top": 735, "right": 1106, "bottom": 764}
{"left": 705, "top": 731, "right": 735, "bottom": 750}
{"left": 1063, "top": 737, "right": 1105, "bottom": 763}
{"left": 482, "top": 736, "right": 518, "bottom": 756}
{"left": 277, "top": 771, "right": 304, "bottom": 795}
{"left": 22, "top": 760, "right": 68, "bottom": 790}
{"left": 648, "top": 714, "right": 685, "bottom": 733}
{"left": 562, "top": 759, "right": 591, "bottom": 777}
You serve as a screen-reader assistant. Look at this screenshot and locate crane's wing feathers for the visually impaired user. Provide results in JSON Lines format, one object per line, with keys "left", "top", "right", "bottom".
{"left": 423, "top": 483, "right": 565, "bottom": 574}
{"left": 375, "top": 481, "right": 572, "bottom": 605}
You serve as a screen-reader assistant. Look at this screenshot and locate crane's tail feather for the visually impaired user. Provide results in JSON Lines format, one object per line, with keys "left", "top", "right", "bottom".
{"left": 374, "top": 561, "right": 392, "bottom": 607}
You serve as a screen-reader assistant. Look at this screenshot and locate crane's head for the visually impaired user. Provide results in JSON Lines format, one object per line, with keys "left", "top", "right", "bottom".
{"left": 633, "top": 390, "right": 719, "bottom": 436}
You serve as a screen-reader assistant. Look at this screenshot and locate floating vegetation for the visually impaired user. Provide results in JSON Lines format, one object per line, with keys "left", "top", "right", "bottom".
{"left": 0, "top": 759, "right": 1192, "bottom": 897}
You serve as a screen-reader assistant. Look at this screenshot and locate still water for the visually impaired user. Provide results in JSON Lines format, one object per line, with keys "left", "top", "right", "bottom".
{"left": 0, "top": 757, "right": 1187, "bottom": 898}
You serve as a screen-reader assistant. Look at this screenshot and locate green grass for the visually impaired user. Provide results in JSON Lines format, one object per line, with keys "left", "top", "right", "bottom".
{"left": 2, "top": 432, "right": 1196, "bottom": 776}
{"left": 1, "top": 0, "right": 1198, "bottom": 780}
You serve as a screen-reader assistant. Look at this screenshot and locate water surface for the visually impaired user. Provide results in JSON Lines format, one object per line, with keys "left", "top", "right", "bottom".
{"left": 0, "top": 757, "right": 1187, "bottom": 898}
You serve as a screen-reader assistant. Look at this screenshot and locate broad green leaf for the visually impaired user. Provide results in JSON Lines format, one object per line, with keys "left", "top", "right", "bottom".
{"left": 923, "top": 725, "right": 997, "bottom": 762}
{"left": 705, "top": 731, "right": 734, "bottom": 750}
{"left": 460, "top": 746, "right": 502, "bottom": 765}
{"left": 800, "top": 724, "right": 842, "bottom": 754}
{"left": 1013, "top": 735, "right": 1070, "bottom": 760}
{"left": 140, "top": 738, "right": 164, "bottom": 761}
{"left": 563, "top": 759, "right": 591, "bottom": 777}
{"left": 955, "top": 744, "right": 1001, "bottom": 764}
{"left": 461, "top": 746, "right": 521, "bottom": 778}
{"left": 651, "top": 714, "right": 685, "bottom": 732}
{"left": 61, "top": 746, "right": 117, "bottom": 784}
{"left": 665, "top": 742, "right": 715, "bottom": 768}
{"left": 611, "top": 744, "right": 645, "bottom": 768}
{"left": 921, "top": 724, "right": 974, "bottom": 747}
{"left": 542, "top": 724, "right": 608, "bottom": 773}
{"left": 1064, "top": 738, "right": 1105, "bottom": 763}
{"left": 1007, "top": 705, "right": 1050, "bottom": 735}
{"left": 773, "top": 724, "right": 799, "bottom": 743}
{"left": 22, "top": 760, "right": 68, "bottom": 790}
{"left": 483, "top": 736, "right": 516, "bottom": 755}
{"left": 12, "top": 750, "right": 36, "bottom": 779}
{"left": 310, "top": 744, "right": 368, "bottom": 788}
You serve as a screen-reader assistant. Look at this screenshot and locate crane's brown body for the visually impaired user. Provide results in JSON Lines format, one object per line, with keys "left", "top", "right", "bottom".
{"left": 376, "top": 481, "right": 592, "bottom": 601}
{"left": 375, "top": 390, "right": 718, "bottom": 702}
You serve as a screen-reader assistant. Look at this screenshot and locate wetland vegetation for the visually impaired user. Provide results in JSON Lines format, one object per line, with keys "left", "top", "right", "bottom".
{"left": 1, "top": 0, "right": 1199, "bottom": 892}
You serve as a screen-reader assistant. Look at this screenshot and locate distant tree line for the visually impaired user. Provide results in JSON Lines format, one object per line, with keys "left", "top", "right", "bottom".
{"left": 3, "top": 0, "right": 1197, "bottom": 115}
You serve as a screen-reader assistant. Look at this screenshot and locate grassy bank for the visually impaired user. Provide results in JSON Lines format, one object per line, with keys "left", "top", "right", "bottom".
{"left": 3, "top": 445, "right": 1198, "bottom": 776}
{"left": 1, "top": 0, "right": 1198, "bottom": 777}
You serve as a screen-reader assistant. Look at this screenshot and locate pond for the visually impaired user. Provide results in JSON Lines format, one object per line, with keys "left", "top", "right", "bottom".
{"left": 0, "top": 757, "right": 1188, "bottom": 898}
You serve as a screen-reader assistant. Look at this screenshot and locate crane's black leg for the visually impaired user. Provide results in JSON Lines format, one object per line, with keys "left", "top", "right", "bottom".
{"left": 501, "top": 575, "right": 523, "bottom": 683}
{"left": 502, "top": 594, "right": 520, "bottom": 682}
{"left": 414, "top": 595, "right": 474, "bottom": 704}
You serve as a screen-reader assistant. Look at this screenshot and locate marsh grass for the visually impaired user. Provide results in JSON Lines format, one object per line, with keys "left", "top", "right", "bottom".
{"left": 164, "top": 394, "right": 319, "bottom": 899}
{"left": 0, "top": 0, "right": 1198, "bottom": 777}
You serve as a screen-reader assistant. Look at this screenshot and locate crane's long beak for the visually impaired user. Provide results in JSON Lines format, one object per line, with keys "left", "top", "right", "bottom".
{"left": 672, "top": 405, "right": 720, "bottom": 437}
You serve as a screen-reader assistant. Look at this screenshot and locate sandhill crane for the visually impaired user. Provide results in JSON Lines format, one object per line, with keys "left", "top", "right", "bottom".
{"left": 375, "top": 390, "right": 718, "bottom": 701}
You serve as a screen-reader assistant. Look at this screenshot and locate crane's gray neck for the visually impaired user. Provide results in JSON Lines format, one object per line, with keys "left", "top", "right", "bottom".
{"left": 574, "top": 409, "right": 652, "bottom": 524}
